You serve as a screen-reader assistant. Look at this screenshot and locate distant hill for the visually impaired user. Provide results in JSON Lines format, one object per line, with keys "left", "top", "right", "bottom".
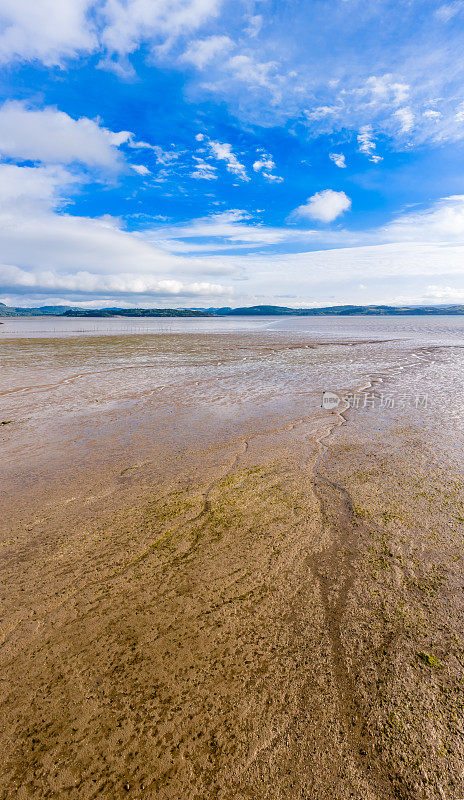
{"left": 63, "top": 308, "right": 213, "bottom": 317}
{"left": 64, "top": 304, "right": 464, "bottom": 317}
{"left": 222, "top": 304, "right": 464, "bottom": 316}
{"left": 3, "top": 303, "right": 464, "bottom": 318}
{"left": 0, "top": 304, "right": 72, "bottom": 316}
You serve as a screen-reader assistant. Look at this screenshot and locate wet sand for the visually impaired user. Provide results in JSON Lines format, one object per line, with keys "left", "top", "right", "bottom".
{"left": 1, "top": 323, "right": 464, "bottom": 799}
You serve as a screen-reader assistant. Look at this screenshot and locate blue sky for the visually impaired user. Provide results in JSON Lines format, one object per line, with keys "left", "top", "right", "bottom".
{"left": 2, "top": 0, "right": 464, "bottom": 308}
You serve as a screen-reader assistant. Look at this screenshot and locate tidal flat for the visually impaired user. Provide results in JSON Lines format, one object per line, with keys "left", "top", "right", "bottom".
{"left": 1, "top": 316, "right": 464, "bottom": 799}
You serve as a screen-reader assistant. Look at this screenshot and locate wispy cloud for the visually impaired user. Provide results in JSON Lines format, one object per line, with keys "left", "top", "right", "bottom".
{"left": 190, "top": 158, "right": 217, "bottom": 180}
{"left": 181, "top": 35, "right": 233, "bottom": 68}
{"left": 252, "top": 151, "right": 283, "bottom": 182}
{"left": 329, "top": 153, "right": 346, "bottom": 168}
{"left": 394, "top": 106, "right": 414, "bottom": 134}
{"left": 206, "top": 140, "right": 249, "bottom": 181}
{"left": 357, "top": 125, "right": 383, "bottom": 162}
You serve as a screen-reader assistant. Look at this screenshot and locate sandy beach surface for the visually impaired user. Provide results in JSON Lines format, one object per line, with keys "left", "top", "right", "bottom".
{"left": 1, "top": 317, "right": 464, "bottom": 799}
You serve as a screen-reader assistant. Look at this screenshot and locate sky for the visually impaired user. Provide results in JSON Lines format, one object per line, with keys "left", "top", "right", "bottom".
{"left": 2, "top": 0, "right": 464, "bottom": 308}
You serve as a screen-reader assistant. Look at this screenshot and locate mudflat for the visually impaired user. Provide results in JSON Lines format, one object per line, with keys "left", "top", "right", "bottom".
{"left": 1, "top": 321, "right": 464, "bottom": 799}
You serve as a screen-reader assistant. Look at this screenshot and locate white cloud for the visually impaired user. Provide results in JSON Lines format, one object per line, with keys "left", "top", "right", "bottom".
{"left": 0, "top": 0, "right": 224, "bottom": 69}
{"left": 252, "top": 153, "right": 283, "bottom": 183}
{"left": 131, "top": 164, "right": 150, "bottom": 175}
{"left": 0, "top": 264, "right": 230, "bottom": 298}
{"left": 128, "top": 138, "right": 156, "bottom": 150}
{"left": 380, "top": 195, "right": 464, "bottom": 242}
{"left": 218, "top": 53, "right": 285, "bottom": 105}
{"left": 0, "top": 101, "right": 128, "bottom": 169}
{"left": 291, "top": 190, "right": 351, "bottom": 223}
{"left": 151, "top": 145, "right": 179, "bottom": 164}
{"left": 0, "top": 0, "right": 95, "bottom": 65}
{"left": 305, "top": 106, "right": 339, "bottom": 121}
{"left": 153, "top": 210, "right": 308, "bottom": 250}
{"left": 456, "top": 102, "right": 464, "bottom": 122}
{"left": 362, "top": 75, "right": 410, "bottom": 106}
{"left": 263, "top": 173, "right": 283, "bottom": 183}
{"left": 156, "top": 195, "right": 464, "bottom": 255}
{"left": 394, "top": 106, "right": 414, "bottom": 133}
{"left": 182, "top": 34, "right": 233, "bottom": 68}
{"left": 435, "top": 2, "right": 464, "bottom": 21}
{"left": 253, "top": 157, "right": 275, "bottom": 172}
{"left": 246, "top": 14, "right": 262, "bottom": 37}
{"left": 5, "top": 169, "right": 464, "bottom": 306}
{"left": 423, "top": 284, "right": 464, "bottom": 301}
{"left": 207, "top": 140, "right": 249, "bottom": 181}
{"left": 3, "top": 0, "right": 464, "bottom": 157}
{"left": 0, "top": 163, "right": 79, "bottom": 211}
{"left": 329, "top": 152, "right": 346, "bottom": 168}
{"left": 243, "top": 242, "right": 464, "bottom": 289}
{"left": 0, "top": 163, "right": 232, "bottom": 303}
{"left": 99, "top": 0, "right": 223, "bottom": 59}
{"left": 191, "top": 159, "right": 217, "bottom": 179}
{"left": 357, "top": 125, "right": 383, "bottom": 162}
{"left": 424, "top": 109, "right": 442, "bottom": 120}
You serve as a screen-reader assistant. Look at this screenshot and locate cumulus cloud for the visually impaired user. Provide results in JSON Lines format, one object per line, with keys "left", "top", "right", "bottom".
{"left": 0, "top": 102, "right": 128, "bottom": 169}
{"left": 3, "top": 0, "right": 464, "bottom": 155}
{"left": 4, "top": 171, "right": 464, "bottom": 306}
{"left": 291, "top": 190, "right": 351, "bottom": 223}
{"left": 0, "top": 0, "right": 96, "bottom": 65}
{"left": 157, "top": 195, "right": 464, "bottom": 255}
{"left": 99, "top": 0, "right": 223, "bottom": 61}
{"left": 263, "top": 173, "right": 283, "bottom": 183}
{"left": 182, "top": 35, "right": 233, "bottom": 68}
{"left": 0, "top": 0, "right": 224, "bottom": 69}
{"left": 246, "top": 14, "right": 262, "bottom": 37}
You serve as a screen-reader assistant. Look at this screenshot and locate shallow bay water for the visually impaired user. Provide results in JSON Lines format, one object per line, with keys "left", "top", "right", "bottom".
{"left": 2, "top": 315, "right": 464, "bottom": 486}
